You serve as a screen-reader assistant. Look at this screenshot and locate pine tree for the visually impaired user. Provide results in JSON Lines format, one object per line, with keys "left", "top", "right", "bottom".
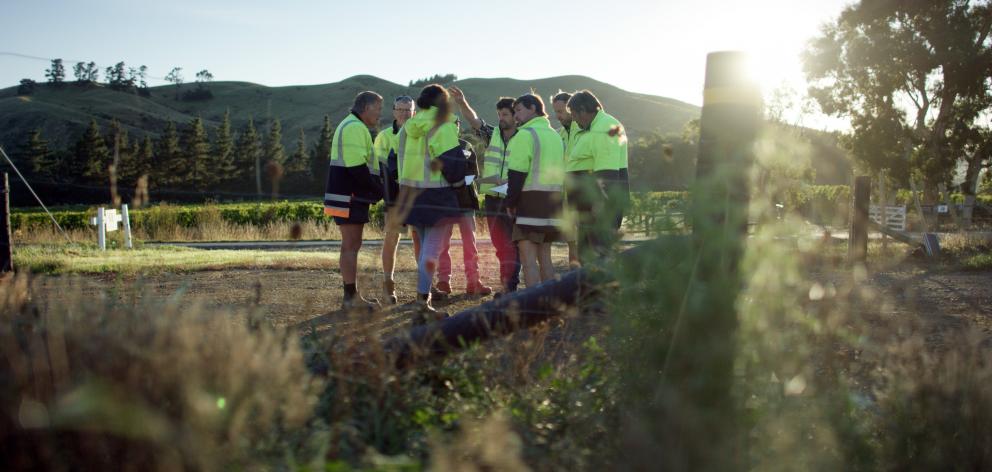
{"left": 24, "top": 129, "right": 57, "bottom": 179}
{"left": 106, "top": 120, "right": 130, "bottom": 180}
{"left": 211, "top": 110, "right": 236, "bottom": 181}
{"left": 264, "top": 118, "right": 284, "bottom": 165}
{"left": 311, "top": 115, "right": 333, "bottom": 179}
{"left": 234, "top": 118, "right": 261, "bottom": 185}
{"left": 78, "top": 119, "right": 111, "bottom": 183}
{"left": 182, "top": 116, "right": 211, "bottom": 190}
{"left": 286, "top": 128, "right": 310, "bottom": 174}
{"left": 136, "top": 136, "right": 154, "bottom": 181}
{"left": 109, "top": 120, "right": 137, "bottom": 187}
{"left": 154, "top": 121, "right": 182, "bottom": 187}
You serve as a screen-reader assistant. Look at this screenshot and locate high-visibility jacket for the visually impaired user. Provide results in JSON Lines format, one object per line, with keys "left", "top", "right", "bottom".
{"left": 373, "top": 120, "right": 402, "bottom": 205}
{"left": 398, "top": 107, "right": 467, "bottom": 226}
{"left": 559, "top": 120, "right": 580, "bottom": 164}
{"left": 505, "top": 115, "right": 565, "bottom": 231}
{"left": 566, "top": 110, "right": 628, "bottom": 173}
{"left": 479, "top": 129, "right": 511, "bottom": 197}
{"left": 323, "top": 113, "right": 383, "bottom": 218}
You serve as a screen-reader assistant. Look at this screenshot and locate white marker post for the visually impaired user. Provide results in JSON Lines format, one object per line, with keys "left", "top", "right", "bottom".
{"left": 90, "top": 207, "right": 123, "bottom": 251}
{"left": 96, "top": 207, "right": 105, "bottom": 250}
{"left": 121, "top": 204, "right": 133, "bottom": 249}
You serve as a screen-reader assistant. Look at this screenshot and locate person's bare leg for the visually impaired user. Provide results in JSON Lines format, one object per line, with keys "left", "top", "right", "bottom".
{"left": 567, "top": 240, "right": 581, "bottom": 267}
{"left": 538, "top": 243, "right": 555, "bottom": 281}
{"left": 411, "top": 228, "right": 421, "bottom": 261}
{"left": 517, "top": 240, "right": 541, "bottom": 288}
{"left": 339, "top": 224, "right": 364, "bottom": 285}
{"left": 381, "top": 228, "right": 400, "bottom": 281}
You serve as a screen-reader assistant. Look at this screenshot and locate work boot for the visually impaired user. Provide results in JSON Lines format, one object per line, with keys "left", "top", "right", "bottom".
{"left": 342, "top": 294, "right": 380, "bottom": 313}
{"left": 435, "top": 280, "right": 452, "bottom": 295}
{"left": 382, "top": 279, "right": 398, "bottom": 305}
{"left": 412, "top": 293, "right": 448, "bottom": 326}
{"left": 466, "top": 280, "right": 493, "bottom": 296}
{"left": 430, "top": 286, "right": 449, "bottom": 301}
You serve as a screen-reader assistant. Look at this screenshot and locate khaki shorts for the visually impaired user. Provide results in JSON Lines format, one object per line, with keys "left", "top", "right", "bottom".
{"left": 512, "top": 225, "right": 564, "bottom": 243}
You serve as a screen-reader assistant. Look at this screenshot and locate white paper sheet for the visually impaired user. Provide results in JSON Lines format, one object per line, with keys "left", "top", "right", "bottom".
{"left": 464, "top": 175, "right": 476, "bottom": 185}
{"left": 491, "top": 183, "right": 509, "bottom": 195}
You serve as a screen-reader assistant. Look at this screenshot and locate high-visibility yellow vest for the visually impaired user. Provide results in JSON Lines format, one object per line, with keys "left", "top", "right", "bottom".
{"left": 397, "top": 107, "right": 459, "bottom": 188}
{"left": 324, "top": 113, "right": 376, "bottom": 217}
{"left": 507, "top": 115, "right": 565, "bottom": 228}
{"left": 566, "top": 110, "right": 628, "bottom": 172}
{"left": 373, "top": 122, "right": 401, "bottom": 165}
{"left": 479, "top": 129, "right": 512, "bottom": 197}
{"left": 559, "top": 120, "right": 580, "bottom": 164}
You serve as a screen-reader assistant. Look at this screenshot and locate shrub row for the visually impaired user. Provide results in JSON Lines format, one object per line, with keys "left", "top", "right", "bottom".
{"left": 10, "top": 190, "right": 992, "bottom": 232}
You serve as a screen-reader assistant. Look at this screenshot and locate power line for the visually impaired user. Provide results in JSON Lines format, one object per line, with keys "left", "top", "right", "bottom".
{"left": 0, "top": 145, "right": 71, "bottom": 242}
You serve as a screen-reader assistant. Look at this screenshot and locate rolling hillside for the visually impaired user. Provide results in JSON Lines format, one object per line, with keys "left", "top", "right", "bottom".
{"left": 0, "top": 75, "right": 700, "bottom": 151}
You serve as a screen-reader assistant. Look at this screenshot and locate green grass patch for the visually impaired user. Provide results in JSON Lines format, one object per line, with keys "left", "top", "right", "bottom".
{"left": 13, "top": 244, "right": 348, "bottom": 275}
{"left": 961, "top": 253, "right": 992, "bottom": 270}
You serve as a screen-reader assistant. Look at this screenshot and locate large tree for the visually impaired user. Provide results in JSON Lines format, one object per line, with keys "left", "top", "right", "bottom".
{"left": 264, "top": 118, "right": 285, "bottom": 166}
{"left": 165, "top": 67, "right": 184, "bottom": 101}
{"left": 182, "top": 116, "right": 211, "bottom": 190}
{"left": 286, "top": 128, "right": 310, "bottom": 175}
{"left": 45, "top": 58, "right": 65, "bottom": 85}
{"left": 311, "top": 115, "right": 333, "bottom": 180}
{"left": 154, "top": 121, "right": 183, "bottom": 187}
{"left": 211, "top": 110, "right": 236, "bottom": 181}
{"left": 234, "top": 118, "right": 261, "bottom": 185}
{"left": 78, "top": 119, "right": 111, "bottom": 183}
{"left": 804, "top": 0, "right": 992, "bottom": 196}
{"left": 23, "top": 129, "right": 57, "bottom": 179}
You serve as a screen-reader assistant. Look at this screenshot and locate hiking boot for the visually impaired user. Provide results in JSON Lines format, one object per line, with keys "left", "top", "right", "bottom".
{"left": 466, "top": 281, "right": 493, "bottom": 296}
{"left": 383, "top": 280, "right": 398, "bottom": 305}
{"left": 342, "top": 294, "right": 380, "bottom": 313}
{"left": 412, "top": 293, "right": 448, "bottom": 326}
{"left": 435, "top": 280, "right": 452, "bottom": 294}
{"left": 430, "top": 287, "right": 449, "bottom": 301}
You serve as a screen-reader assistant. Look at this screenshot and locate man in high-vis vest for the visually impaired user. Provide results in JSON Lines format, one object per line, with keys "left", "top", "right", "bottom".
{"left": 504, "top": 94, "right": 566, "bottom": 287}
{"left": 565, "top": 89, "right": 630, "bottom": 258}
{"left": 450, "top": 86, "right": 521, "bottom": 296}
{"left": 373, "top": 95, "right": 416, "bottom": 305}
{"left": 324, "top": 91, "right": 385, "bottom": 311}
{"left": 551, "top": 91, "right": 581, "bottom": 266}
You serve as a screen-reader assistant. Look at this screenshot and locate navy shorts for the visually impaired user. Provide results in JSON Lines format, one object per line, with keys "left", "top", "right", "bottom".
{"left": 333, "top": 203, "right": 370, "bottom": 225}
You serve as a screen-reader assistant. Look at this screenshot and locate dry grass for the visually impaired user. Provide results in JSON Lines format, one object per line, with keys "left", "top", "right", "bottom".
{"left": 12, "top": 244, "right": 401, "bottom": 275}
{"left": 0, "top": 274, "right": 323, "bottom": 470}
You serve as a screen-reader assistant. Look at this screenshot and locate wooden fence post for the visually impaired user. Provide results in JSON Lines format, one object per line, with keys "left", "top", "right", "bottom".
{"left": 879, "top": 170, "right": 887, "bottom": 252}
{"left": 683, "top": 50, "right": 761, "bottom": 469}
{"left": 0, "top": 173, "right": 12, "bottom": 273}
{"left": 849, "top": 175, "right": 870, "bottom": 264}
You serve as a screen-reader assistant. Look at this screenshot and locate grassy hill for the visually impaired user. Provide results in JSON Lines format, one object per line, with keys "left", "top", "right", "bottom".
{"left": 0, "top": 75, "right": 700, "bottom": 151}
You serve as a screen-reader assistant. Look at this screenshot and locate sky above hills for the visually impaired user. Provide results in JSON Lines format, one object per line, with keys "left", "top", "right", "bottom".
{"left": 2, "top": 0, "right": 852, "bottom": 112}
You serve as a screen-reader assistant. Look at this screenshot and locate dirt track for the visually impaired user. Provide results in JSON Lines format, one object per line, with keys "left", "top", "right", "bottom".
{"left": 30, "top": 245, "right": 992, "bottom": 352}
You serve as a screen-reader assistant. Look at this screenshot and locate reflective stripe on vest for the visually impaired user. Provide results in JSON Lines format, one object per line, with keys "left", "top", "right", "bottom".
{"left": 481, "top": 131, "right": 509, "bottom": 196}
{"left": 515, "top": 216, "right": 563, "bottom": 227}
{"left": 324, "top": 193, "right": 351, "bottom": 203}
{"left": 398, "top": 125, "right": 450, "bottom": 189}
{"left": 331, "top": 117, "right": 378, "bottom": 175}
{"left": 521, "top": 128, "right": 563, "bottom": 193}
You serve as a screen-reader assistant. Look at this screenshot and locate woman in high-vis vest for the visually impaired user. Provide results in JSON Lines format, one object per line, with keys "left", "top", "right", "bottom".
{"left": 324, "top": 91, "right": 385, "bottom": 311}
{"left": 397, "top": 84, "right": 467, "bottom": 321}
{"left": 504, "top": 94, "right": 566, "bottom": 287}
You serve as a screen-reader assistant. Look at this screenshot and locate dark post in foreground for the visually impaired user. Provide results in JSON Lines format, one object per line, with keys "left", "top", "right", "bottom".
{"left": 849, "top": 175, "right": 870, "bottom": 264}
{"left": 1, "top": 173, "right": 12, "bottom": 272}
{"left": 684, "top": 51, "right": 761, "bottom": 468}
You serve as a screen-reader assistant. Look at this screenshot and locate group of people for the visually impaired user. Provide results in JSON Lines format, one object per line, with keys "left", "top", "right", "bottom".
{"left": 324, "top": 84, "right": 629, "bottom": 323}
